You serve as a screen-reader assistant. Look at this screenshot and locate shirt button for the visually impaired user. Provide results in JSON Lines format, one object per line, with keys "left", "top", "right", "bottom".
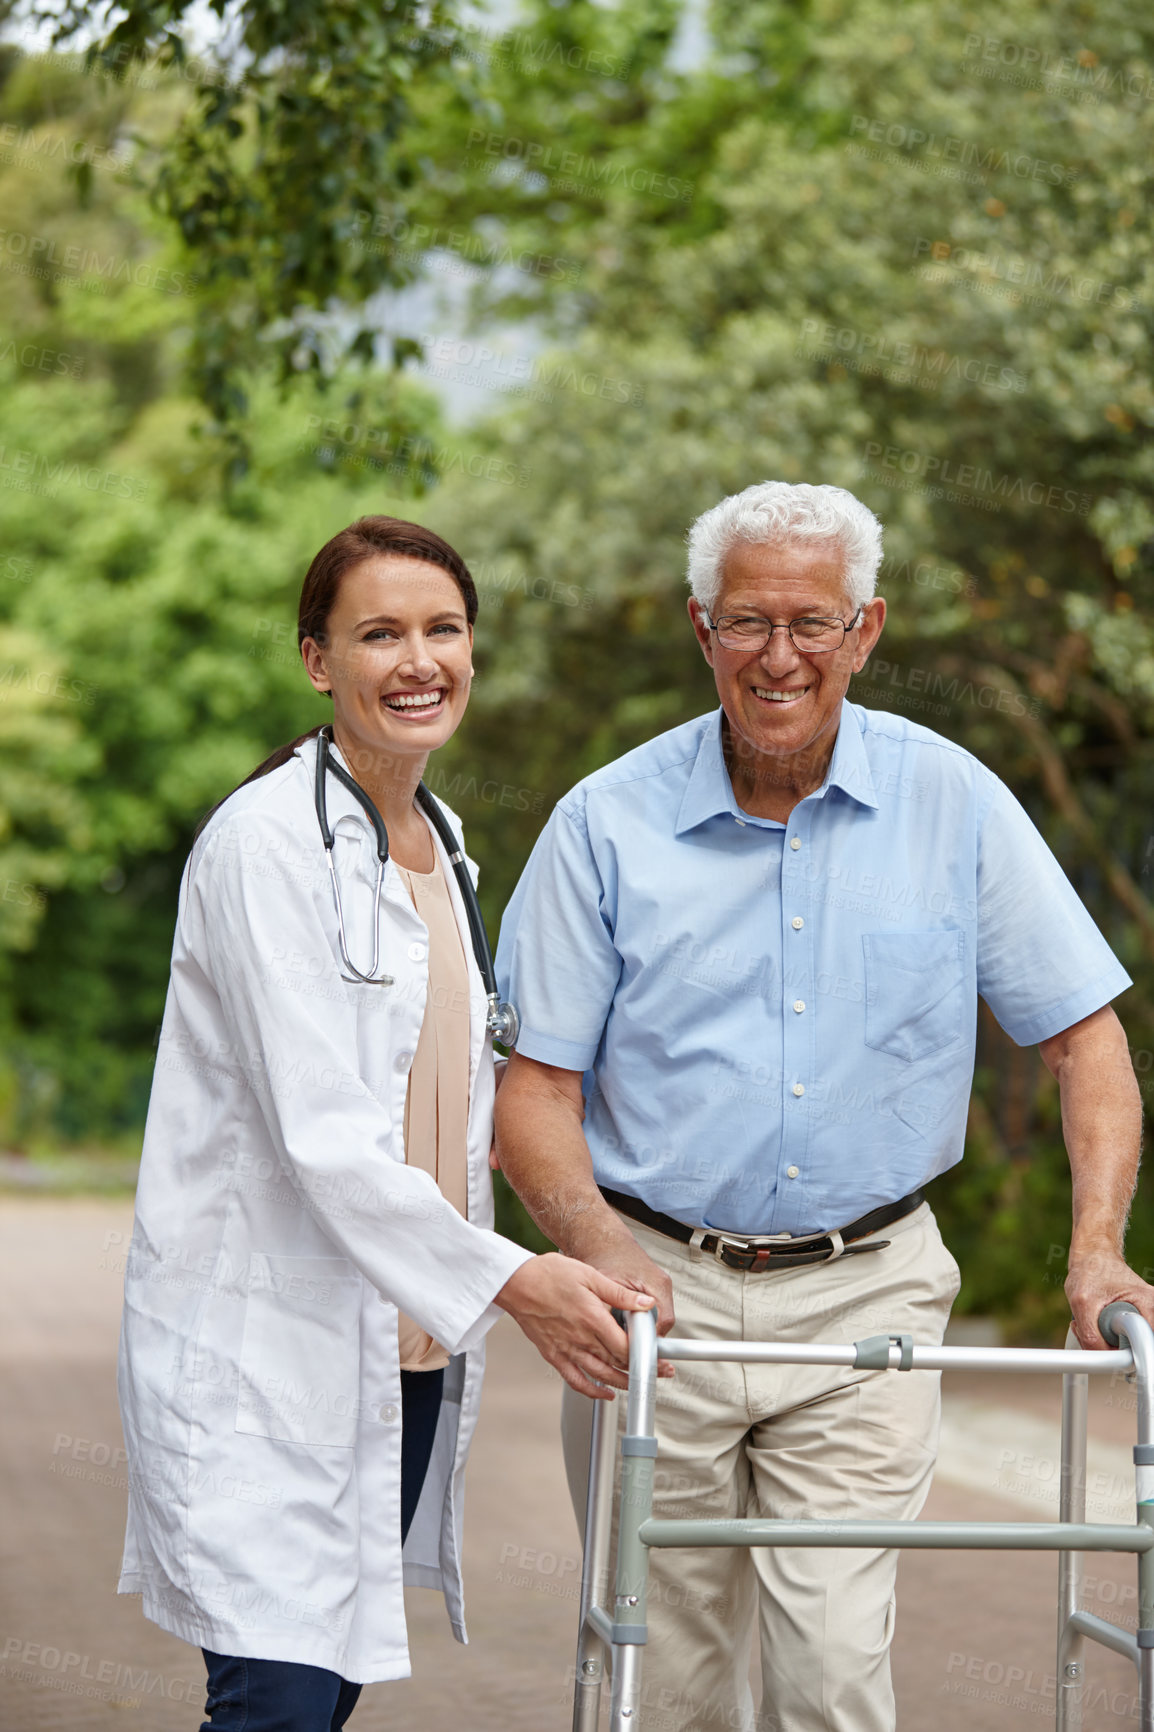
{"left": 791, "top": 916, "right": 804, "bottom": 931}
{"left": 381, "top": 1405, "right": 399, "bottom": 1424}
{"left": 407, "top": 942, "right": 426, "bottom": 961}
{"left": 786, "top": 1165, "right": 800, "bottom": 1179}
{"left": 792, "top": 1082, "right": 805, "bottom": 1097}
{"left": 793, "top": 999, "right": 806, "bottom": 1014}
{"left": 789, "top": 837, "right": 801, "bottom": 851}
{"left": 394, "top": 1051, "right": 413, "bottom": 1074}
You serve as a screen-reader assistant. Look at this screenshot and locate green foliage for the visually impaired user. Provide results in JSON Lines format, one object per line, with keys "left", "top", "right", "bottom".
{"left": 19, "top": 0, "right": 481, "bottom": 454}
{"left": 0, "top": 50, "right": 454, "bottom": 1133}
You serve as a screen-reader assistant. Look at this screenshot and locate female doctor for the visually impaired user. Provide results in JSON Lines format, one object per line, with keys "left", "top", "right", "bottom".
{"left": 117, "top": 515, "right": 652, "bottom": 1732}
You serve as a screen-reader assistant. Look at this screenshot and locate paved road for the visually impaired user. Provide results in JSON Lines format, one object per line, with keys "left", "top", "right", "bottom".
{"left": 0, "top": 1197, "right": 1141, "bottom": 1730}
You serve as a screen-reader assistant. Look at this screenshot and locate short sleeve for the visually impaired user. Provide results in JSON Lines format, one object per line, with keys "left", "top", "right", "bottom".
{"left": 495, "top": 802, "right": 623, "bottom": 1071}
{"left": 976, "top": 776, "right": 1131, "bottom": 1045}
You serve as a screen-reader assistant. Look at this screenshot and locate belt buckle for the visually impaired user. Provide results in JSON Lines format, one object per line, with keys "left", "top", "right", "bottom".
{"left": 711, "top": 1230, "right": 793, "bottom": 1266}
{"left": 711, "top": 1228, "right": 844, "bottom": 1271}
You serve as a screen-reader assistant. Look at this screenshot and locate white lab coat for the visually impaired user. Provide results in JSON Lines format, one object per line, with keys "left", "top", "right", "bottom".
{"left": 116, "top": 734, "right": 532, "bottom": 1683}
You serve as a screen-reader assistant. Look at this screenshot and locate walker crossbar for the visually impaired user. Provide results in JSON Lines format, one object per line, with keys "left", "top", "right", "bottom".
{"left": 639, "top": 1519, "right": 1154, "bottom": 1552}
{"left": 656, "top": 1338, "right": 1135, "bottom": 1373}
{"left": 571, "top": 1302, "right": 1154, "bottom": 1732}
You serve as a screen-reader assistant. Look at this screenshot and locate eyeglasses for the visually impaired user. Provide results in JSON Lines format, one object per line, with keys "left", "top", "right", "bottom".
{"left": 701, "top": 608, "right": 864, "bottom": 653}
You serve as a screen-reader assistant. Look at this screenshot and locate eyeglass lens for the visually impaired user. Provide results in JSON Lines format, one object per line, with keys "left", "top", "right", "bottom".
{"left": 712, "top": 615, "right": 854, "bottom": 651}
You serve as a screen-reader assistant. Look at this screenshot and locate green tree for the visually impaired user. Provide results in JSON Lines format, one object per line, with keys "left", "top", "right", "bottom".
{"left": 0, "top": 50, "right": 457, "bottom": 1138}
{"left": 19, "top": 0, "right": 482, "bottom": 455}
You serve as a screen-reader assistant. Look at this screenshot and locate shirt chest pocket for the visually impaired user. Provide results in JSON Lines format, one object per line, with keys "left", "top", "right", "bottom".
{"left": 235, "top": 1254, "right": 363, "bottom": 1449}
{"left": 862, "top": 930, "right": 966, "bottom": 1063}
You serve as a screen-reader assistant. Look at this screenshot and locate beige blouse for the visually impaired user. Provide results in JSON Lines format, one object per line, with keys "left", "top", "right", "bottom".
{"left": 394, "top": 849, "right": 472, "bottom": 1372}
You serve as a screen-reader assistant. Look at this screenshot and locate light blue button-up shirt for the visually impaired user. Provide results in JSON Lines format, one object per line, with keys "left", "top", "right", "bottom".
{"left": 495, "top": 705, "right": 1131, "bottom": 1236}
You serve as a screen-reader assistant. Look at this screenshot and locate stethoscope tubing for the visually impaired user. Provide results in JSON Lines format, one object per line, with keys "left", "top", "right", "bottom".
{"left": 313, "top": 727, "right": 518, "bottom": 1043}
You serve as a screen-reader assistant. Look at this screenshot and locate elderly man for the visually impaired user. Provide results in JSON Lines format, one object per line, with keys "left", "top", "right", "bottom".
{"left": 493, "top": 481, "right": 1149, "bottom": 1732}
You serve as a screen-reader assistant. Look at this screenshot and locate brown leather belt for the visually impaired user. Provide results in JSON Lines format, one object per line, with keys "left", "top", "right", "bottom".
{"left": 599, "top": 1186, "right": 925, "bottom": 1273}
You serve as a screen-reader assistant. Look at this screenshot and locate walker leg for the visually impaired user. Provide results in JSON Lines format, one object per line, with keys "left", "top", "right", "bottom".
{"left": 1138, "top": 1496, "right": 1154, "bottom": 1732}
{"left": 1056, "top": 1349, "right": 1088, "bottom": 1732}
{"left": 611, "top": 1644, "right": 644, "bottom": 1729}
{"left": 1117, "top": 1311, "right": 1154, "bottom": 1732}
{"left": 609, "top": 1311, "right": 659, "bottom": 1732}
{"left": 573, "top": 1394, "right": 618, "bottom": 1732}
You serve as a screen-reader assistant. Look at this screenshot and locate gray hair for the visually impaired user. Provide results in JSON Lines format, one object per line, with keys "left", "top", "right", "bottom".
{"left": 686, "top": 482, "right": 884, "bottom": 613}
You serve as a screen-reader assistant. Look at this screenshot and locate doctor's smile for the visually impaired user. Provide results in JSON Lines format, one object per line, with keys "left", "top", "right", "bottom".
{"left": 382, "top": 687, "right": 447, "bottom": 714}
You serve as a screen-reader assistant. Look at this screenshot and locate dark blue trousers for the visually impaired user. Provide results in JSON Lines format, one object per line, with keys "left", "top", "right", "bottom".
{"left": 200, "top": 1367, "right": 444, "bottom": 1732}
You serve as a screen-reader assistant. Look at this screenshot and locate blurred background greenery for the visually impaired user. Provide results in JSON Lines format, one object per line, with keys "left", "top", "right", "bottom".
{"left": 0, "top": 0, "right": 1150, "bottom": 1336}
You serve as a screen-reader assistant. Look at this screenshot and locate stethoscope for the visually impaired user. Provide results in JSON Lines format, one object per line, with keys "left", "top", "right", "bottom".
{"left": 313, "top": 726, "right": 520, "bottom": 1046}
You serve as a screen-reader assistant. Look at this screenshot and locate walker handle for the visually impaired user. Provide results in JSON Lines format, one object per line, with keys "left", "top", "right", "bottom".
{"left": 1098, "top": 1300, "right": 1139, "bottom": 1347}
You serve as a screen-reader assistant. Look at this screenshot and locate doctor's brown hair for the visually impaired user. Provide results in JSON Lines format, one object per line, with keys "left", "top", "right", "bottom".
{"left": 196, "top": 516, "right": 478, "bottom": 834}
{"left": 298, "top": 515, "right": 478, "bottom": 650}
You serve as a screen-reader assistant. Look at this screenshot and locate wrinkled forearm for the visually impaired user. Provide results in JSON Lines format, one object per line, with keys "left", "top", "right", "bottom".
{"left": 494, "top": 1053, "right": 637, "bottom": 1262}
{"left": 1041, "top": 1006, "right": 1142, "bottom": 1257}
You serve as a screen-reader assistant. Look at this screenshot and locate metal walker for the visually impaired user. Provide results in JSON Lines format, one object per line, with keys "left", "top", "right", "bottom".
{"left": 572, "top": 1301, "right": 1154, "bottom": 1731}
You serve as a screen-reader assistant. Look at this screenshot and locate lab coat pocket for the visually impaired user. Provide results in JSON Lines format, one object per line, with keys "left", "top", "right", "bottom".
{"left": 862, "top": 929, "right": 965, "bottom": 1063}
{"left": 235, "top": 1253, "right": 363, "bottom": 1449}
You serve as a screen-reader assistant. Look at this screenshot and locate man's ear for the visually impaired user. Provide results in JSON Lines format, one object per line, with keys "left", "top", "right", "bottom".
{"left": 688, "top": 597, "right": 715, "bottom": 668}
{"left": 852, "top": 598, "right": 886, "bottom": 673}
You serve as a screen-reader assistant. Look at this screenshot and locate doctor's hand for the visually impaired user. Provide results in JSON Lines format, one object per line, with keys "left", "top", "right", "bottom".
{"left": 495, "top": 1254, "right": 658, "bottom": 1400}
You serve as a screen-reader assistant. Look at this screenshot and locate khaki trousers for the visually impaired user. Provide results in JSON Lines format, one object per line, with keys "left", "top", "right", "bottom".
{"left": 562, "top": 1203, "right": 960, "bottom": 1732}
